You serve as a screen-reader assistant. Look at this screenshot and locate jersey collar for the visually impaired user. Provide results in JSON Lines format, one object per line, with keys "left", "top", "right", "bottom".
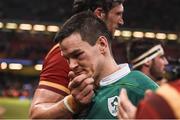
{"left": 99, "top": 63, "right": 131, "bottom": 87}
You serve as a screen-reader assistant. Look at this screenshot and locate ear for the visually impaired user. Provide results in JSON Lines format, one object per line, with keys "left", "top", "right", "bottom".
{"left": 96, "top": 36, "right": 108, "bottom": 54}
{"left": 94, "top": 7, "right": 105, "bottom": 19}
{"left": 144, "top": 60, "right": 152, "bottom": 68}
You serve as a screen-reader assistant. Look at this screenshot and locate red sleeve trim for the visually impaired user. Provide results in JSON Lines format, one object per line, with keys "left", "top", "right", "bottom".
{"left": 38, "top": 85, "right": 69, "bottom": 96}
{"left": 39, "top": 80, "right": 70, "bottom": 95}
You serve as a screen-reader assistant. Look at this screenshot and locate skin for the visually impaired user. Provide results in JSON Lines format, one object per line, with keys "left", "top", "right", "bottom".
{"left": 105, "top": 4, "right": 124, "bottom": 34}
{"left": 30, "top": 2, "right": 124, "bottom": 119}
{"left": 150, "top": 55, "right": 168, "bottom": 80}
{"left": 142, "top": 54, "right": 168, "bottom": 83}
{"left": 30, "top": 89, "right": 72, "bottom": 119}
{"left": 68, "top": 71, "right": 95, "bottom": 104}
{"left": 118, "top": 88, "right": 136, "bottom": 119}
{"left": 95, "top": 3, "right": 124, "bottom": 34}
{"left": 118, "top": 89, "right": 153, "bottom": 119}
{"left": 61, "top": 32, "right": 119, "bottom": 103}
{"left": 61, "top": 33, "right": 118, "bottom": 86}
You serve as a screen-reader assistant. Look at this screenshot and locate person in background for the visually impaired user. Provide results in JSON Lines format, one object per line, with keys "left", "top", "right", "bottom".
{"left": 29, "top": 0, "right": 125, "bottom": 118}
{"left": 72, "top": 0, "right": 124, "bottom": 35}
{"left": 126, "top": 38, "right": 169, "bottom": 85}
{"left": 56, "top": 11, "right": 158, "bottom": 119}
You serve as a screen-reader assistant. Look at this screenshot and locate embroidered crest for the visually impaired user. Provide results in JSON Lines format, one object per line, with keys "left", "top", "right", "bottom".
{"left": 108, "top": 96, "right": 119, "bottom": 116}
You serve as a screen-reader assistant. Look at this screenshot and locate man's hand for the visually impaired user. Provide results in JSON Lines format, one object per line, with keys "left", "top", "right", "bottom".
{"left": 118, "top": 88, "right": 137, "bottom": 120}
{"left": 68, "top": 71, "right": 94, "bottom": 105}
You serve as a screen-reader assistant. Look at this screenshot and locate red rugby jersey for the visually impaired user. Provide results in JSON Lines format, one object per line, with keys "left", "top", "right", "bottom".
{"left": 38, "top": 43, "right": 70, "bottom": 96}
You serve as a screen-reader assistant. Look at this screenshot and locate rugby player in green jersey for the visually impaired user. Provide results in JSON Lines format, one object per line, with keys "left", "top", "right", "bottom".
{"left": 55, "top": 11, "right": 158, "bottom": 119}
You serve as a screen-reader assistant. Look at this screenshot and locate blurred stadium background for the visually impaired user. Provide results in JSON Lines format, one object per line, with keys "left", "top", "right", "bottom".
{"left": 0, "top": 0, "right": 179, "bottom": 118}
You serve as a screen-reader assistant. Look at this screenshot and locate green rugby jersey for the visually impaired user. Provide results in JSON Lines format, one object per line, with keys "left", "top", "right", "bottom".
{"left": 85, "top": 64, "right": 158, "bottom": 119}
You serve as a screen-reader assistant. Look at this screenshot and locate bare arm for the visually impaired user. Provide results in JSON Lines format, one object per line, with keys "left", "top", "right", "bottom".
{"left": 29, "top": 88, "right": 72, "bottom": 119}
{"left": 29, "top": 74, "right": 95, "bottom": 119}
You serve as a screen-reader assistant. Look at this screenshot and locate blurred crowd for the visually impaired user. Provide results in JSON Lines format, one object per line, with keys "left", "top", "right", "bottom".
{"left": 0, "top": 72, "right": 38, "bottom": 99}
{"left": 0, "top": 31, "right": 53, "bottom": 61}
{"left": 0, "top": 0, "right": 180, "bottom": 31}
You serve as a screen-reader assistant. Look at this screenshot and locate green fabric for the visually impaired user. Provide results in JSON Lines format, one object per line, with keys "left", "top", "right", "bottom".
{"left": 86, "top": 70, "right": 158, "bottom": 119}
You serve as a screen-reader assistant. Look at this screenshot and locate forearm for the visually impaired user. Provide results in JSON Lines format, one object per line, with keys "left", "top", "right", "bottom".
{"left": 30, "top": 99, "right": 72, "bottom": 119}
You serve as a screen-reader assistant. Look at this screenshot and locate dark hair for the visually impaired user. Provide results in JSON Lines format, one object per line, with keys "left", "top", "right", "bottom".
{"left": 54, "top": 11, "right": 113, "bottom": 47}
{"left": 72, "top": 0, "right": 125, "bottom": 14}
{"left": 127, "top": 38, "right": 163, "bottom": 69}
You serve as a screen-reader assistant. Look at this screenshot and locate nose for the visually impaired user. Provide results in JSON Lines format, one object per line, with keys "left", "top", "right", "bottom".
{"left": 164, "top": 57, "right": 169, "bottom": 65}
{"left": 119, "top": 17, "right": 124, "bottom": 26}
{"left": 69, "top": 58, "right": 78, "bottom": 70}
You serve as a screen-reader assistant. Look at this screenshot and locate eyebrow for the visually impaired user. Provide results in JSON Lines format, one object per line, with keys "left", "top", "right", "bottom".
{"left": 64, "top": 49, "right": 81, "bottom": 59}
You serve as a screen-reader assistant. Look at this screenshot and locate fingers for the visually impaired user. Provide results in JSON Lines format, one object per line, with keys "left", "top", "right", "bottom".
{"left": 120, "top": 88, "right": 128, "bottom": 102}
{"left": 118, "top": 104, "right": 129, "bottom": 120}
{"left": 118, "top": 88, "right": 129, "bottom": 119}
{"left": 79, "top": 90, "right": 94, "bottom": 104}
{"left": 118, "top": 88, "right": 137, "bottom": 119}
{"left": 68, "top": 73, "right": 90, "bottom": 89}
{"left": 68, "top": 71, "right": 76, "bottom": 80}
{"left": 71, "top": 83, "right": 94, "bottom": 105}
{"left": 71, "top": 81, "right": 94, "bottom": 101}
{"left": 120, "top": 89, "right": 133, "bottom": 110}
{"left": 68, "top": 73, "right": 94, "bottom": 105}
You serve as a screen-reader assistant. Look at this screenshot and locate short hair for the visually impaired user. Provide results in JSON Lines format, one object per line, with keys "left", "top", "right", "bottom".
{"left": 127, "top": 39, "right": 164, "bottom": 70}
{"left": 54, "top": 11, "right": 113, "bottom": 47}
{"left": 72, "top": 0, "right": 125, "bottom": 14}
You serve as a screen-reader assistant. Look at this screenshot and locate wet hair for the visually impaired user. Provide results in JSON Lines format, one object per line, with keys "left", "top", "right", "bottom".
{"left": 54, "top": 11, "right": 113, "bottom": 48}
{"left": 127, "top": 38, "right": 164, "bottom": 70}
{"left": 72, "top": 0, "right": 125, "bottom": 14}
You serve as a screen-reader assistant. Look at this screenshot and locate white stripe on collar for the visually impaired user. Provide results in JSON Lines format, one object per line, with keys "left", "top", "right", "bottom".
{"left": 99, "top": 63, "right": 131, "bottom": 87}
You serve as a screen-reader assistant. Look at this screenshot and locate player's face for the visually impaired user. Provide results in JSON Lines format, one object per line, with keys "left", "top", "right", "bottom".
{"left": 150, "top": 55, "right": 168, "bottom": 79}
{"left": 105, "top": 4, "right": 124, "bottom": 34}
{"left": 60, "top": 33, "right": 104, "bottom": 79}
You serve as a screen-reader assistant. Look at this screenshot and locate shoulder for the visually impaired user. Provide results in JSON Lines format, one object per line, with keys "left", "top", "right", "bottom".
{"left": 128, "top": 70, "right": 150, "bottom": 79}
{"left": 129, "top": 70, "right": 157, "bottom": 85}
{"left": 121, "top": 70, "right": 158, "bottom": 92}
{"left": 39, "top": 44, "right": 70, "bottom": 96}
{"left": 44, "top": 44, "right": 64, "bottom": 62}
{"left": 42, "top": 44, "right": 69, "bottom": 71}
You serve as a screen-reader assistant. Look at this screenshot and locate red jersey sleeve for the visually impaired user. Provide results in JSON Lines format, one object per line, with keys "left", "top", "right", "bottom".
{"left": 38, "top": 43, "right": 70, "bottom": 96}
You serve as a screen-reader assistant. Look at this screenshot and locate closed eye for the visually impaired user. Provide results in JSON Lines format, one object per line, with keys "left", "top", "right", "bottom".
{"left": 72, "top": 52, "right": 84, "bottom": 60}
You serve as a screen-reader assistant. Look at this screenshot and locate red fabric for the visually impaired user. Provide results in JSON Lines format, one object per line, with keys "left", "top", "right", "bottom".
{"left": 38, "top": 85, "right": 69, "bottom": 96}
{"left": 38, "top": 44, "right": 70, "bottom": 95}
{"left": 136, "top": 93, "right": 175, "bottom": 119}
{"left": 136, "top": 80, "right": 180, "bottom": 119}
{"left": 169, "top": 79, "right": 180, "bottom": 93}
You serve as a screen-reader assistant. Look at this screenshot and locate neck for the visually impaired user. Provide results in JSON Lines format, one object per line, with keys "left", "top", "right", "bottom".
{"left": 95, "top": 57, "right": 119, "bottom": 87}
{"left": 141, "top": 67, "right": 156, "bottom": 81}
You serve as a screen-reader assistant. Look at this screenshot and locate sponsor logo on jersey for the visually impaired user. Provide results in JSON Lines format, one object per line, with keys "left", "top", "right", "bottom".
{"left": 108, "top": 96, "right": 119, "bottom": 116}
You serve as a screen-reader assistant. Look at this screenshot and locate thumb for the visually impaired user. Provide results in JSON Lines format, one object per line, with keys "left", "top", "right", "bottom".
{"left": 120, "top": 88, "right": 134, "bottom": 110}
{"left": 120, "top": 88, "right": 128, "bottom": 102}
{"left": 68, "top": 71, "right": 76, "bottom": 80}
